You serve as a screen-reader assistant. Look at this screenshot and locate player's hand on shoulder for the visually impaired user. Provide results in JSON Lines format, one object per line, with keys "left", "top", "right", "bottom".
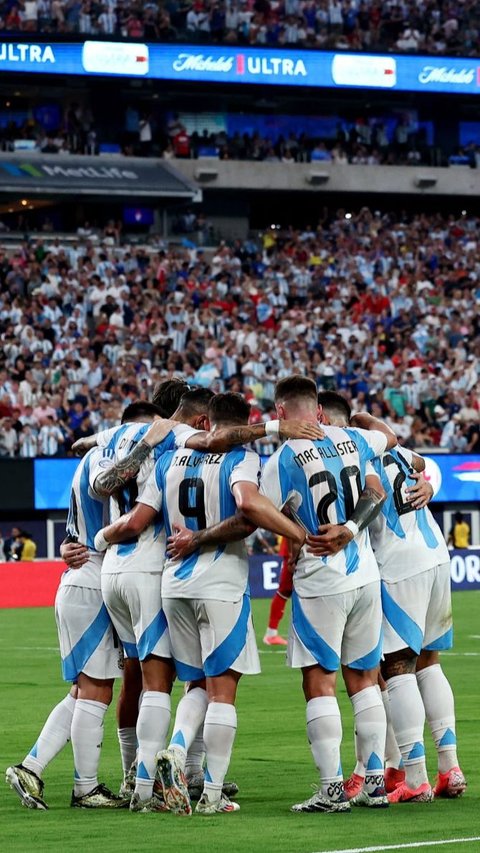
{"left": 144, "top": 417, "right": 177, "bottom": 447}
{"left": 405, "top": 471, "right": 433, "bottom": 509}
{"left": 60, "top": 541, "right": 89, "bottom": 569}
{"left": 279, "top": 419, "right": 325, "bottom": 441}
{"left": 71, "top": 438, "right": 92, "bottom": 456}
{"left": 306, "top": 523, "right": 353, "bottom": 556}
{"left": 166, "top": 523, "right": 198, "bottom": 560}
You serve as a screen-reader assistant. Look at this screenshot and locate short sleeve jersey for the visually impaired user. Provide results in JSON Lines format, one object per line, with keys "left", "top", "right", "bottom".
{"left": 260, "top": 426, "right": 387, "bottom": 596}
{"left": 63, "top": 446, "right": 109, "bottom": 589}
{"left": 369, "top": 446, "right": 450, "bottom": 582}
{"left": 139, "top": 446, "right": 260, "bottom": 600}
{"left": 93, "top": 421, "right": 198, "bottom": 574}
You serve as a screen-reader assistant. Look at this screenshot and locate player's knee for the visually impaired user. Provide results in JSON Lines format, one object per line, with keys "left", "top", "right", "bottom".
{"left": 381, "top": 650, "right": 417, "bottom": 680}
{"left": 416, "top": 648, "right": 439, "bottom": 671}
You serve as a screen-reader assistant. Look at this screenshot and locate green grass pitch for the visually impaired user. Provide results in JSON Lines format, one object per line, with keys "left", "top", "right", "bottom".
{"left": 0, "top": 593, "right": 479, "bottom": 853}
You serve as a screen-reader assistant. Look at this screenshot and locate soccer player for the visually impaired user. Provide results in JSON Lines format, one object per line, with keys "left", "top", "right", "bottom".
{"left": 84, "top": 385, "right": 323, "bottom": 808}
{"left": 263, "top": 536, "right": 293, "bottom": 646}
{"left": 6, "top": 445, "right": 127, "bottom": 810}
{"left": 310, "top": 391, "right": 466, "bottom": 803}
{"left": 95, "top": 392, "right": 306, "bottom": 815}
{"left": 261, "top": 377, "right": 396, "bottom": 813}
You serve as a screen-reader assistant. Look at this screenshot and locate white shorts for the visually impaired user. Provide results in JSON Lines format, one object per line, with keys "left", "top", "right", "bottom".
{"left": 55, "top": 584, "right": 123, "bottom": 682}
{"left": 381, "top": 562, "right": 453, "bottom": 656}
{"left": 101, "top": 572, "right": 170, "bottom": 661}
{"left": 163, "top": 595, "right": 261, "bottom": 680}
{"left": 288, "top": 581, "right": 382, "bottom": 671}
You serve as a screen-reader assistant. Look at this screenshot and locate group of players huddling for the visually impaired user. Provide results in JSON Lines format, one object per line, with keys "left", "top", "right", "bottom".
{"left": 6, "top": 376, "right": 466, "bottom": 815}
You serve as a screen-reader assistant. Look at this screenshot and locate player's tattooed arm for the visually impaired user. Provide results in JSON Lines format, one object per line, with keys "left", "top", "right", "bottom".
{"left": 184, "top": 419, "right": 325, "bottom": 452}
{"left": 167, "top": 514, "right": 255, "bottom": 560}
{"left": 93, "top": 419, "right": 176, "bottom": 497}
{"left": 306, "top": 475, "right": 385, "bottom": 557}
{"left": 93, "top": 439, "right": 154, "bottom": 497}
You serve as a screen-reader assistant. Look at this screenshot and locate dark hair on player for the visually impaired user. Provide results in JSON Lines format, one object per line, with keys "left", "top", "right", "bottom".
{"left": 317, "top": 391, "right": 351, "bottom": 423}
{"left": 208, "top": 392, "right": 251, "bottom": 426}
{"left": 274, "top": 375, "right": 318, "bottom": 404}
{"left": 121, "top": 401, "right": 163, "bottom": 424}
{"left": 152, "top": 379, "right": 189, "bottom": 417}
{"left": 176, "top": 387, "right": 215, "bottom": 417}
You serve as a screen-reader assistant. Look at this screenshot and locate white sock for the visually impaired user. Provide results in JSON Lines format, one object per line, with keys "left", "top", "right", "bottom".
{"left": 353, "top": 725, "right": 365, "bottom": 778}
{"left": 23, "top": 693, "right": 76, "bottom": 778}
{"left": 351, "top": 686, "right": 386, "bottom": 795}
{"left": 71, "top": 699, "right": 108, "bottom": 797}
{"left": 387, "top": 674, "right": 428, "bottom": 789}
{"left": 416, "top": 664, "right": 459, "bottom": 773}
{"left": 135, "top": 691, "right": 171, "bottom": 801}
{"left": 185, "top": 730, "right": 205, "bottom": 778}
{"left": 169, "top": 687, "right": 208, "bottom": 772}
{"left": 265, "top": 627, "right": 278, "bottom": 638}
{"left": 381, "top": 688, "right": 403, "bottom": 770}
{"left": 117, "top": 727, "right": 137, "bottom": 775}
{"left": 306, "top": 696, "right": 343, "bottom": 801}
{"left": 202, "top": 702, "right": 237, "bottom": 803}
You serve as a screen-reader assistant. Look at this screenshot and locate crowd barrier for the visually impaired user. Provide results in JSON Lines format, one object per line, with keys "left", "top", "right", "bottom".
{"left": 0, "top": 550, "right": 479, "bottom": 609}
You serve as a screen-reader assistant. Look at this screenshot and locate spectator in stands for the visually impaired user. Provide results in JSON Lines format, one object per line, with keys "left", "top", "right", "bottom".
{"left": 4, "top": 527, "right": 22, "bottom": 561}
{"left": 18, "top": 531, "right": 37, "bottom": 562}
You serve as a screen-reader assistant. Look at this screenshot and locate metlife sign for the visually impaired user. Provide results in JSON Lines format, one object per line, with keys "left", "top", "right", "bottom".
{"left": 2, "top": 40, "right": 480, "bottom": 94}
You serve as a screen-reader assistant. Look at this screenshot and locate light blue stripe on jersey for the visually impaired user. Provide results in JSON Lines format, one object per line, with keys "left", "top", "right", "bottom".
{"left": 373, "top": 456, "right": 406, "bottom": 539}
{"left": 278, "top": 444, "right": 318, "bottom": 532}
{"left": 106, "top": 422, "right": 131, "bottom": 452}
{"left": 137, "top": 609, "right": 168, "bottom": 660}
{"left": 61, "top": 603, "right": 111, "bottom": 681}
{"left": 213, "top": 449, "right": 247, "bottom": 562}
{"left": 375, "top": 450, "right": 440, "bottom": 550}
{"left": 292, "top": 590, "right": 340, "bottom": 671}
{"left": 79, "top": 453, "right": 104, "bottom": 550}
{"left": 203, "top": 593, "right": 250, "bottom": 676}
{"left": 381, "top": 581, "right": 424, "bottom": 654}
{"left": 416, "top": 507, "right": 440, "bottom": 549}
{"left": 174, "top": 451, "right": 206, "bottom": 581}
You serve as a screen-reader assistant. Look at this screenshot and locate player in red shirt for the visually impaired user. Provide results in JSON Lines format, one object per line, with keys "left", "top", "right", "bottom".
{"left": 263, "top": 536, "right": 293, "bottom": 646}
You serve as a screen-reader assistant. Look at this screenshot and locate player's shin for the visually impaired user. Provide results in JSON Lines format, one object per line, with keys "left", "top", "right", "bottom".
{"left": 71, "top": 699, "right": 108, "bottom": 796}
{"left": 23, "top": 692, "right": 76, "bottom": 778}
{"left": 350, "top": 686, "right": 387, "bottom": 797}
{"left": 386, "top": 674, "right": 429, "bottom": 790}
{"left": 135, "top": 691, "right": 171, "bottom": 801}
{"left": 169, "top": 687, "right": 208, "bottom": 771}
{"left": 416, "top": 664, "right": 458, "bottom": 773}
{"left": 306, "top": 696, "right": 344, "bottom": 800}
{"left": 202, "top": 702, "right": 237, "bottom": 804}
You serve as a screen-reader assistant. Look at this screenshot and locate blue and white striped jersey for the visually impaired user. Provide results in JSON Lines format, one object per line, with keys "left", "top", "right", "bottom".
{"left": 139, "top": 446, "right": 260, "bottom": 601}
{"left": 368, "top": 446, "right": 450, "bottom": 581}
{"left": 63, "top": 446, "right": 109, "bottom": 590}
{"left": 260, "top": 426, "right": 387, "bottom": 596}
{"left": 93, "top": 421, "right": 198, "bottom": 574}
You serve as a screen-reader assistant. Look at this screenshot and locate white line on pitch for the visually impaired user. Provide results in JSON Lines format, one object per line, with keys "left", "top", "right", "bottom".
{"left": 311, "top": 835, "right": 480, "bottom": 853}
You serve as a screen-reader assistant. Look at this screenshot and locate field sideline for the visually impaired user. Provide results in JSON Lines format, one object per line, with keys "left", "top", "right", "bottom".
{"left": 0, "top": 593, "right": 479, "bottom": 853}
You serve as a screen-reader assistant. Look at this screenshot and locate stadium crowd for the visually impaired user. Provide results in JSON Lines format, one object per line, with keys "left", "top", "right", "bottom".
{"left": 0, "top": 206, "right": 479, "bottom": 459}
{"left": 0, "top": 109, "right": 445, "bottom": 168}
{"left": 0, "top": 0, "right": 479, "bottom": 56}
